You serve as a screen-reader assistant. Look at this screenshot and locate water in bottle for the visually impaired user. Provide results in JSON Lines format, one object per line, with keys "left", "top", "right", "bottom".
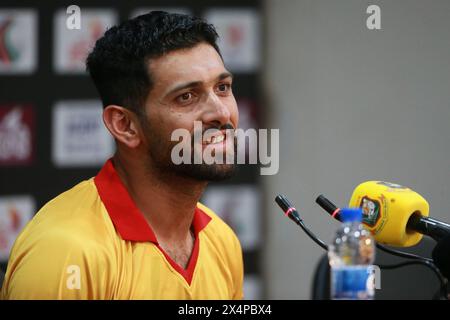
{"left": 328, "top": 207, "right": 376, "bottom": 300}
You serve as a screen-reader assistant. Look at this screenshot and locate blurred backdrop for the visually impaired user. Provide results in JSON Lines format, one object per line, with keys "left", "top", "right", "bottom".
{"left": 1, "top": 0, "right": 450, "bottom": 299}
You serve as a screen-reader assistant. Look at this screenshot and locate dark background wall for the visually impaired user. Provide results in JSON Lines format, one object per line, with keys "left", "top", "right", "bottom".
{"left": 0, "top": 0, "right": 264, "bottom": 298}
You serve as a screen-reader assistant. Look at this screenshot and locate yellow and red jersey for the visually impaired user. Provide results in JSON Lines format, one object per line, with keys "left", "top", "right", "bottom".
{"left": 1, "top": 159, "right": 244, "bottom": 299}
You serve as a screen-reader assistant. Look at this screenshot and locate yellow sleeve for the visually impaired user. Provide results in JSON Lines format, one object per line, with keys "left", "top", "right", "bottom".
{"left": 1, "top": 229, "right": 114, "bottom": 300}
{"left": 231, "top": 233, "right": 244, "bottom": 300}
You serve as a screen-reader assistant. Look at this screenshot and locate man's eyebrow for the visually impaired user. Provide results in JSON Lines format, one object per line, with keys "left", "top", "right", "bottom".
{"left": 218, "top": 72, "right": 233, "bottom": 81}
{"left": 164, "top": 72, "right": 233, "bottom": 97}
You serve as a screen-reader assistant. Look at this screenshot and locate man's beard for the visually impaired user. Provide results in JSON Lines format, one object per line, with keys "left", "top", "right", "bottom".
{"left": 144, "top": 123, "right": 237, "bottom": 182}
{"left": 170, "top": 160, "right": 236, "bottom": 181}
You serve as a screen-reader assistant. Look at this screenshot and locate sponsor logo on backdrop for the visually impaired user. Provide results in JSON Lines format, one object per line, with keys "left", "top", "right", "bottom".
{"left": 0, "top": 104, "right": 35, "bottom": 166}
{"left": 202, "top": 185, "right": 261, "bottom": 251}
{"left": 0, "top": 196, "right": 34, "bottom": 261}
{"left": 204, "top": 9, "right": 261, "bottom": 73}
{"left": 52, "top": 100, "right": 114, "bottom": 167}
{"left": 54, "top": 9, "right": 117, "bottom": 74}
{"left": 0, "top": 9, "right": 37, "bottom": 74}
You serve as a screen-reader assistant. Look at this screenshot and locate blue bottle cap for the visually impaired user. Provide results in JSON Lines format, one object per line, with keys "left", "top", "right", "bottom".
{"left": 340, "top": 208, "right": 363, "bottom": 223}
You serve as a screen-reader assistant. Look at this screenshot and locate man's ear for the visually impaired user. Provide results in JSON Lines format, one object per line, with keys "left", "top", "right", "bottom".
{"left": 102, "top": 105, "right": 142, "bottom": 148}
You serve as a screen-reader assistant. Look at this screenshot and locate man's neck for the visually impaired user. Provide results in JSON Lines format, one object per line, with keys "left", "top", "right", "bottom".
{"left": 112, "top": 153, "right": 207, "bottom": 244}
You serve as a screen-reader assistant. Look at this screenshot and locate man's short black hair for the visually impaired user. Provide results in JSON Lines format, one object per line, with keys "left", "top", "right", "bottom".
{"left": 86, "top": 11, "right": 220, "bottom": 116}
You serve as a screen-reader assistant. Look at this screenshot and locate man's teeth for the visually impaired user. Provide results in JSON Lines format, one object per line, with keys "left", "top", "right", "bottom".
{"left": 205, "top": 135, "right": 225, "bottom": 144}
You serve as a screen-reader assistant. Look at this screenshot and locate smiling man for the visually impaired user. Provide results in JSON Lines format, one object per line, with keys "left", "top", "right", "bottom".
{"left": 1, "top": 11, "right": 243, "bottom": 299}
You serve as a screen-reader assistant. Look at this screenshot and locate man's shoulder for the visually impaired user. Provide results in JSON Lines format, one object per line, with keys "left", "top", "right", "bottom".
{"left": 15, "top": 178, "right": 111, "bottom": 251}
{"left": 39, "top": 178, "right": 98, "bottom": 216}
{"left": 2, "top": 178, "right": 115, "bottom": 300}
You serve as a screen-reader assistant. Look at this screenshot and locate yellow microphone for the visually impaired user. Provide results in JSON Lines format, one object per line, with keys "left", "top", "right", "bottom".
{"left": 349, "top": 181, "right": 450, "bottom": 247}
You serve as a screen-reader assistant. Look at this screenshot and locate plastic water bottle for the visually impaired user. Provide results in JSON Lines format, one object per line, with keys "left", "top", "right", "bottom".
{"left": 328, "top": 208, "right": 376, "bottom": 300}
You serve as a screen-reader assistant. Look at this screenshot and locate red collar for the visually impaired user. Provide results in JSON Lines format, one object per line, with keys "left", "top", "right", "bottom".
{"left": 94, "top": 159, "right": 211, "bottom": 244}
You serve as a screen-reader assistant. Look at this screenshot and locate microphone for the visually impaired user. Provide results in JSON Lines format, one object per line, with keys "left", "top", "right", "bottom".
{"left": 317, "top": 181, "right": 450, "bottom": 247}
{"left": 432, "top": 234, "right": 450, "bottom": 279}
{"left": 316, "top": 194, "right": 435, "bottom": 261}
{"left": 348, "top": 181, "right": 450, "bottom": 246}
{"left": 275, "top": 194, "right": 302, "bottom": 225}
{"left": 316, "top": 195, "right": 341, "bottom": 219}
{"left": 275, "top": 194, "right": 328, "bottom": 250}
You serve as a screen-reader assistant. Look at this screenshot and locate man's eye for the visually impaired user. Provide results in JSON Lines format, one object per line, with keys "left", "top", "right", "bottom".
{"left": 218, "top": 83, "right": 231, "bottom": 92}
{"left": 177, "top": 92, "right": 193, "bottom": 103}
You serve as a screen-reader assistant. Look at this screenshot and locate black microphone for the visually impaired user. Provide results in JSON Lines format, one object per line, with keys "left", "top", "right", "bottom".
{"left": 408, "top": 215, "right": 450, "bottom": 243}
{"left": 316, "top": 195, "right": 341, "bottom": 219}
{"left": 432, "top": 234, "right": 450, "bottom": 279}
{"left": 275, "top": 194, "right": 302, "bottom": 225}
{"left": 275, "top": 194, "right": 328, "bottom": 250}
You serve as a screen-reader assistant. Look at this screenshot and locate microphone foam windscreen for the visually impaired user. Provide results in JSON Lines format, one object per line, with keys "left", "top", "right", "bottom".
{"left": 349, "top": 181, "right": 429, "bottom": 247}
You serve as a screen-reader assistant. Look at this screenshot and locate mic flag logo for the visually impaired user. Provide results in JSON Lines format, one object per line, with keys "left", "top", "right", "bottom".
{"left": 360, "top": 196, "right": 381, "bottom": 228}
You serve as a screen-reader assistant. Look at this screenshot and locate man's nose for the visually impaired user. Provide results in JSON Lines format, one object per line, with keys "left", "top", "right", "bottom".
{"left": 201, "top": 93, "right": 231, "bottom": 127}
